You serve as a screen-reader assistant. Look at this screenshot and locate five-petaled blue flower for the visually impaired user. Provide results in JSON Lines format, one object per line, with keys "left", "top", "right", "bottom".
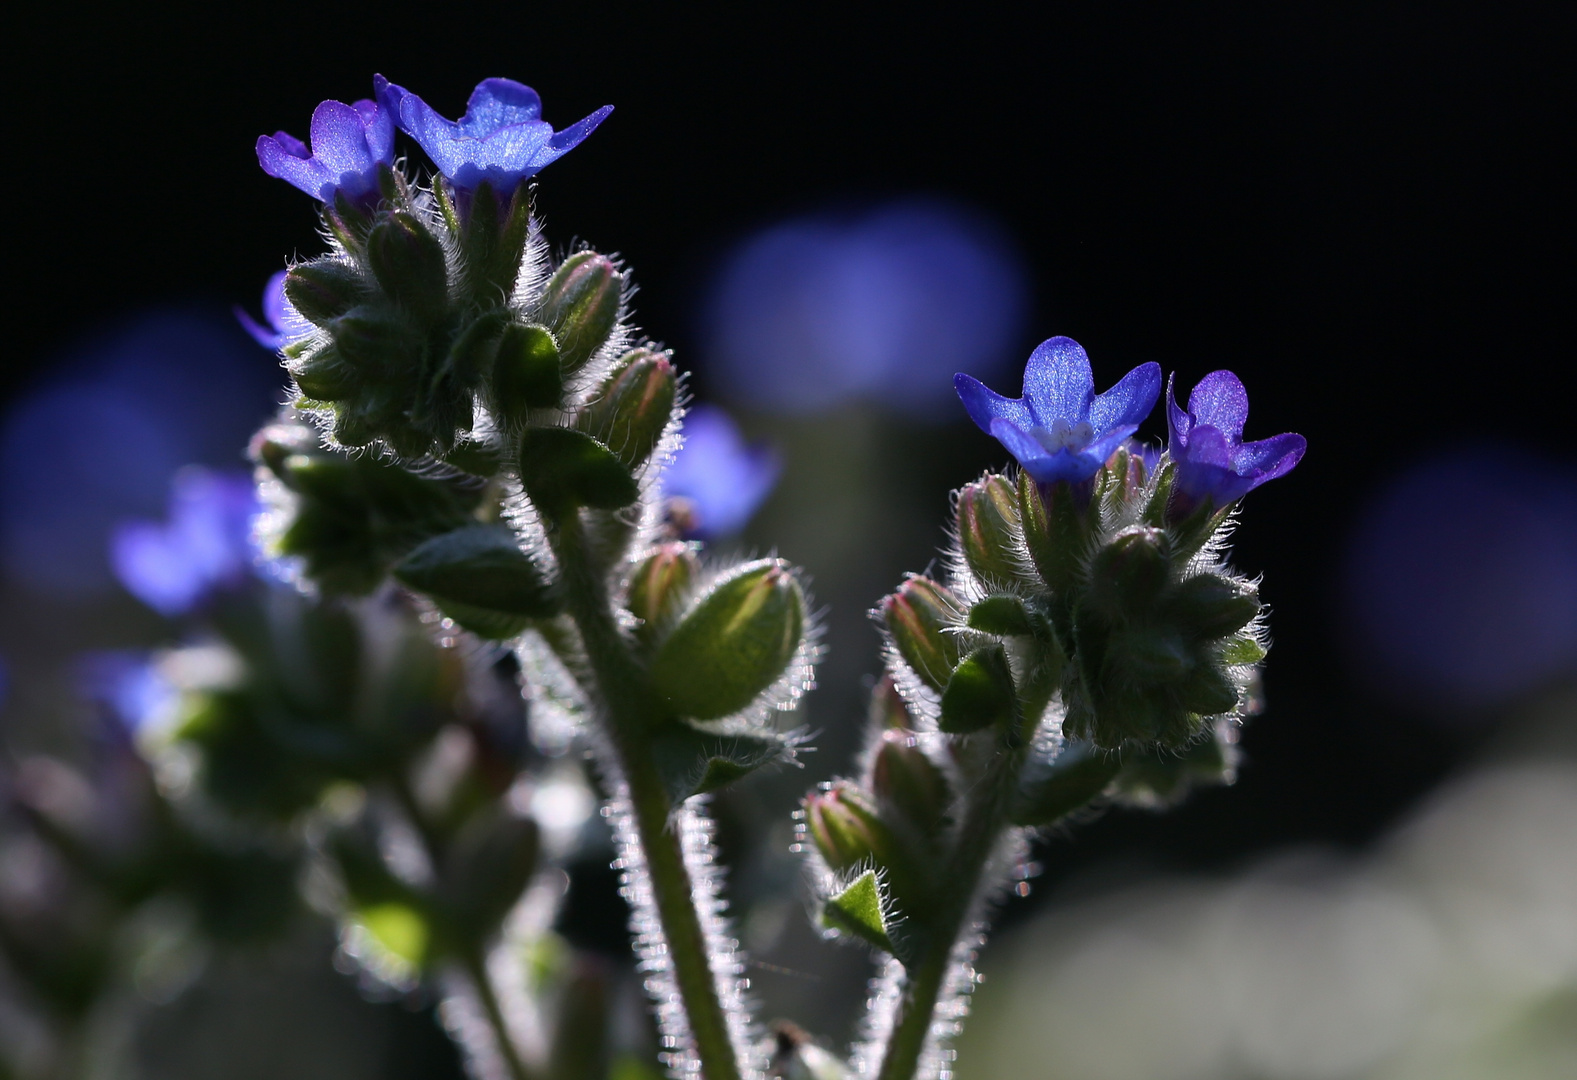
{"left": 256, "top": 98, "right": 395, "bottom": 203}
{"left": 375, "top": 75, "right": 612, "bottom": 195}
{"left": 955, "top": 337, "right": 1162, "bottom": 485}
{"left": 1166, "top": 370, "right": 1305, "bottom": 508}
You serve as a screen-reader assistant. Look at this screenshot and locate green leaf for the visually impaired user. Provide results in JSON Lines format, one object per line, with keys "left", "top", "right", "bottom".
{"left": 518, "top": 427, "right": 639, "bottom": 514}
{"left": 967, "top": 594, "right": 1034, "bottom": 637}
{"left": 1009, "top": 742, "right": 1122, "bottom": 826}
{"left": 820, "top": 870, "right": 897, "bottom": 955}
{"left": 649, "top": 721, "right": 786, "bottom": 803}
{"left": 939, "top": 643, "right": 1017, "bottom": 734}
{"left": 393, "top": 524, "right": 558, "bottom": 638}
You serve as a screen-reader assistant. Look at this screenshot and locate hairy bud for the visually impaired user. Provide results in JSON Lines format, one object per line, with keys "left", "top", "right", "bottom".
{"left": 871, "top": 730, "right": 950, "bottom": 837}
{"left": 880, "top": 576, "right": 964, "bottom": 693}
{"left": 957, "top": 474, "right": 1025, "bottom": 590}
{"left": 365, "top": 212, "right": 451, "bottom": 325}
{"left": 285, "top": 261, "right": 366, "bottom": 326}
{"left": 650, "top": 559, "right": 805, "bottom": 720}
{"left": 538, "top": 251, "right": 622, "bottom": 375}
{"left": 626, "top": 542, "right": 699, "bottom": 644}
{"left": 578, "top": 348, "right": 677, "bottom": 470}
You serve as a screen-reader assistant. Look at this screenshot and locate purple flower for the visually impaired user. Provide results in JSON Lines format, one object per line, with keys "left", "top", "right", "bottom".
{"left": 663, "top": 406, "right": 781, "bottom": 539}
{"left": 1166, "top": 371, "right": 1305, "bottom": 509}
{"left": 78, "top": 651, "right": 177, "bottom": 736}
{"left": 234, "top": 270, "right": 289, "bottom": 350}
{"left": 954, "top": 337, "right": 1162, "bottom": 485}
{"left": 110, "top": 469, "right": 260, "bottom": 615}
{"left": 256, "top": 98, "right": 394, "bottom": 203}
{"left": 375, "top": 75, "right": 612, "bottom": 194}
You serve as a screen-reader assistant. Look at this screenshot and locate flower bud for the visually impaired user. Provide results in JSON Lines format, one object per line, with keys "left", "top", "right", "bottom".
{"left": 868, "top": 674, "right": 915, "bottom": 730}
{"left": 871, "top": 730, "right": 949, "bottom": 837}
{"left": 578, "top": 348, "right": 677, "bottom": 470}
{"left": 650, "top": 559, "right": 805, "bottom": 720}
{"left": 491, "top": 323, "right": 563, "bottom": 421}
{"left": 331, "top": 311, "right": 416, "bottom": 375}
{"left": 803, "top": 783, "right": 888, "bottom": 872}
{"left": 365, "top": 212, "right": 451, "bottom": 325}
{"left": 626, "top": 542, "right": 698, "bottom": 643}
{"left": 1162, "top": 573, "right": 1261, "bottom": 640}
{"left": 1016, "top": 470, "right": 1094, "bottom": 595}
{"left": 290, "top": 345, "right": 359, "bottom": 402}
{"left": 538, "top": 251, "right": 622, "bottom": 375}
{"left": 880, "top": 576, "right": 963, "bottom": 693}
{"left": 957, "top": 474, "right": 1024, "bottom": 590}
{"left": 285, "top": 261, "right": 367, "bottom": 325}
{"left": 1088, "top": 526, "right": 1171, "bottom": 615}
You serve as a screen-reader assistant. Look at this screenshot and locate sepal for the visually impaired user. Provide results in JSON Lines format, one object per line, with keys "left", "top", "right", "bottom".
{"left": 649, "top": 721, "right": 788, "bottom": 803}
{"left": 820, "top": 870, "right": 899, "bottom": 957}
{"left": 956, "top": 474, "right": 1027, "bottom": 591}
{"left": 491, "top": 323, "right": 563, "bottom": 421}
{"left": 365, "top": 212, "right": 451, "bottom": 325}
{"left": 939, "top": 643, "right": 1017, "bottom": 734}
{"left": 871, "top": 730, "right": 950, "bottom": 837}
{"left": 578, "top": 348, "right": 677, "bottom": 470}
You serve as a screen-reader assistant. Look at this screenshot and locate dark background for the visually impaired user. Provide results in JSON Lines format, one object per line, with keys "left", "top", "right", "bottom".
{"left": 5, "top": 0, "right": 1575, "bottom": 1057}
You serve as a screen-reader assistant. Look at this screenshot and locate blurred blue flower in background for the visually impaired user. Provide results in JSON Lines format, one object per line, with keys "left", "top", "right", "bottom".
{"left": 0, "top": 310, "right": 277, "bottom": 597}
{"left": 110, "top": 468, "right": 260, "bottom": 616}
{"left": 701, "top": 198, "right": 1028, "bottom": 418}
{"left": 78, "top": 650, "right": 177, "bottom": 736}
{"left": 663, "top": 405, "right": 781, "bottom": 539}
{"left": 1342, "top": 447, "right": 1577, "bottom": 713}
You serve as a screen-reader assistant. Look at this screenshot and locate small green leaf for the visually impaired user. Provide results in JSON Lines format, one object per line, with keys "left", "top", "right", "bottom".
{"left": 518, "top": 427, "right": 639, "bottom": 514}
{"left": 357, "top": 901, "right": 430, "bottom": 968}
{"left": 821, "top": 870, "right": 897, "bottom": 955}
{"left": 939, "top": 643, "right": 1017, "bottom": 734}
{"left": 394, "top": 524, "right": 558, "bottom": 637}
{"left": 1009, "top": 742, "right": 1121, "bottom": 826}
{"left": 967, "top": 594, "right": 1034, "bottom": 637}
{"left": 649, "top": 721, "right": 786, "bottom": 803}
{"left": 1218, "top": 635, "right": 1267, "bottom": 665}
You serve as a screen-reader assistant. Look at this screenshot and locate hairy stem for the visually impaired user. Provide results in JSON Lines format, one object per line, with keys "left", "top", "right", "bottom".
{"left": 875, "top": 655, "right": 1056, "bottom": 1080}
{"left": 548, "top": 510, "right": 744, "bottom": 1080}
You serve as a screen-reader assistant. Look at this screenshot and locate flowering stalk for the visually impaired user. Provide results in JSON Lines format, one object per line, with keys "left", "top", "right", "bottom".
{"left": 249, "top": 75, "right": 819, "bottom": 1080}
{"left": 803, "top": 337, "right": 1302, "bottom": 1079}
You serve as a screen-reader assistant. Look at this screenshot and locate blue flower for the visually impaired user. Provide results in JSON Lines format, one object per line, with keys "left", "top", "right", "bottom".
{"left": 375, "top": 75, "right": 612, "bottom": 194}
{"left": 663, "top": 406, "right": 781, "bottom": 539}
{"left": 256, "top": 98, "right": 394, "bottom": 203}
{"left": 1166, "top": 370, "right": 1305, "bottom": 508}
{"left": 234, "top": 270, "right": 289, "bottom": 350}
{"left": 954, "top": 337, "right": 1162, "bottom": 484}
{"left": 78, "top": 651, "right": 178, "bottom": 736}
{"left": 110, "top": 468, "right": 260, "bottom": 615}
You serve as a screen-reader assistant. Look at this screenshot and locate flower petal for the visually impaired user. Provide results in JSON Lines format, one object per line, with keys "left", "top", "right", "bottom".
{"left": 397, "top": 92, "right": 466, "bottom": 179}
{"left": 1187, "top": 370, "right": 1249, "bottom": 441}
{"left": 1020, "top": 336, "right": 1094, "bottom": 427}
{"left": 1165, "top": 372, "right": 1192, "bottom": 451}
{"left": 256, "top": 134, "right": 333, "bottom": 200}
{"left": 373, "top": 74, "right": 409, "bottom": 124}
{"left": 1232, "top": 431, "right": 1306, "bottom": 480}
{"left": 352, "top": 98, "right": 395, "bottom": 162}
{"left": 461, "top": 78, "right": 543, "bottom": 136}
{"left": 1088, "top": 361, "right": 1161, "bottom": 435}
{"left": 540, "top": 104, "right": 615, "bottom": 160}
{"left": 260, "top": 270, "right": 288, "bottom": 333}
{"left": 308, "top": 100, "right": 377, "bottom": 188}
{"left": 955, "top": 372, "right": 1033, "bottom": 434}
{"left": 987, "top": 418, "right": 1052, "bottom": 471}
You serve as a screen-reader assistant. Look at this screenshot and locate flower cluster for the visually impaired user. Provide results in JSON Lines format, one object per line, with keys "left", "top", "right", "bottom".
{"left": 956, "top": 335, "right": 1304, "bottom": 513}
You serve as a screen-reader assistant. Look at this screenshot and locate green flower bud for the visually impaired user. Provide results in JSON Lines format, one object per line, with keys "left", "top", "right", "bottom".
{"left": 880, "top": 575, "right": 964, "bottom": 693}
{"left": 517, "top": 427, "right": 640, "bottom": 514}
{"left": 1088, "top": 526, "right": 1171, "bottom": 615}
{"left": 285, "top": 261, "right": 367, "bottom": 325}
{"left": 290, "top": 345, "right": 359, "bottom": 402}
{"left": 331, "top": 311, "right": 417, "bottom": 377}
{"left": 1162, "top": 573, "right": 1261, "bottom": 640}
{"left": 578, "top": 348, "right": 677, "bottom": 470}
{"left": 538, "top": 251, "right": 622, "bottom": 374}
{"left": 650, "top": 559, "right": 805, "bottom": 721}
{"left": 871, "top": 730, "right": 950, "bottom": 837}
{"left": 393, "top": 524, "right": 559, "bottom": 639}
{"left": 868, "top": 674, "right": 915, "bottom": 730}
{"left": 365, "top": 211, "right": 451, "bottom": 325}
{"left": 803, "top": 783, "right": 888, "bottom": 873}
{"left": 957, "top": 474, "right": 1025, "bottom": 590}
{"left": 1017, "top": 471, "right": 1095, "bottom": 596}
{"left": 491, "top": 323, "right": 563, "bottom": 421}
{"left": 626, "top": 542, "right": 699, "bottom": 644}
{"left": 1009, "top": 741, "right": 1121, "bottom": 827}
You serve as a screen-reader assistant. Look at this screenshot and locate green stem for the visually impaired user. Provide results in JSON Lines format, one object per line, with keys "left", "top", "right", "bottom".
{"left": 875, "top": 650, "right": 1056, "bottom": 1080}
{"left": 463, "top": 950, "right": 537, "bottom": 1080}
{"left": 547, "top": 510, "right": 743, "bottom": 1080}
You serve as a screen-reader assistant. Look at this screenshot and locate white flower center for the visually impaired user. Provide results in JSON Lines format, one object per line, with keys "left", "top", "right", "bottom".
{"left": 1032, "top": 418, "right": 1094, "bottom": 453}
